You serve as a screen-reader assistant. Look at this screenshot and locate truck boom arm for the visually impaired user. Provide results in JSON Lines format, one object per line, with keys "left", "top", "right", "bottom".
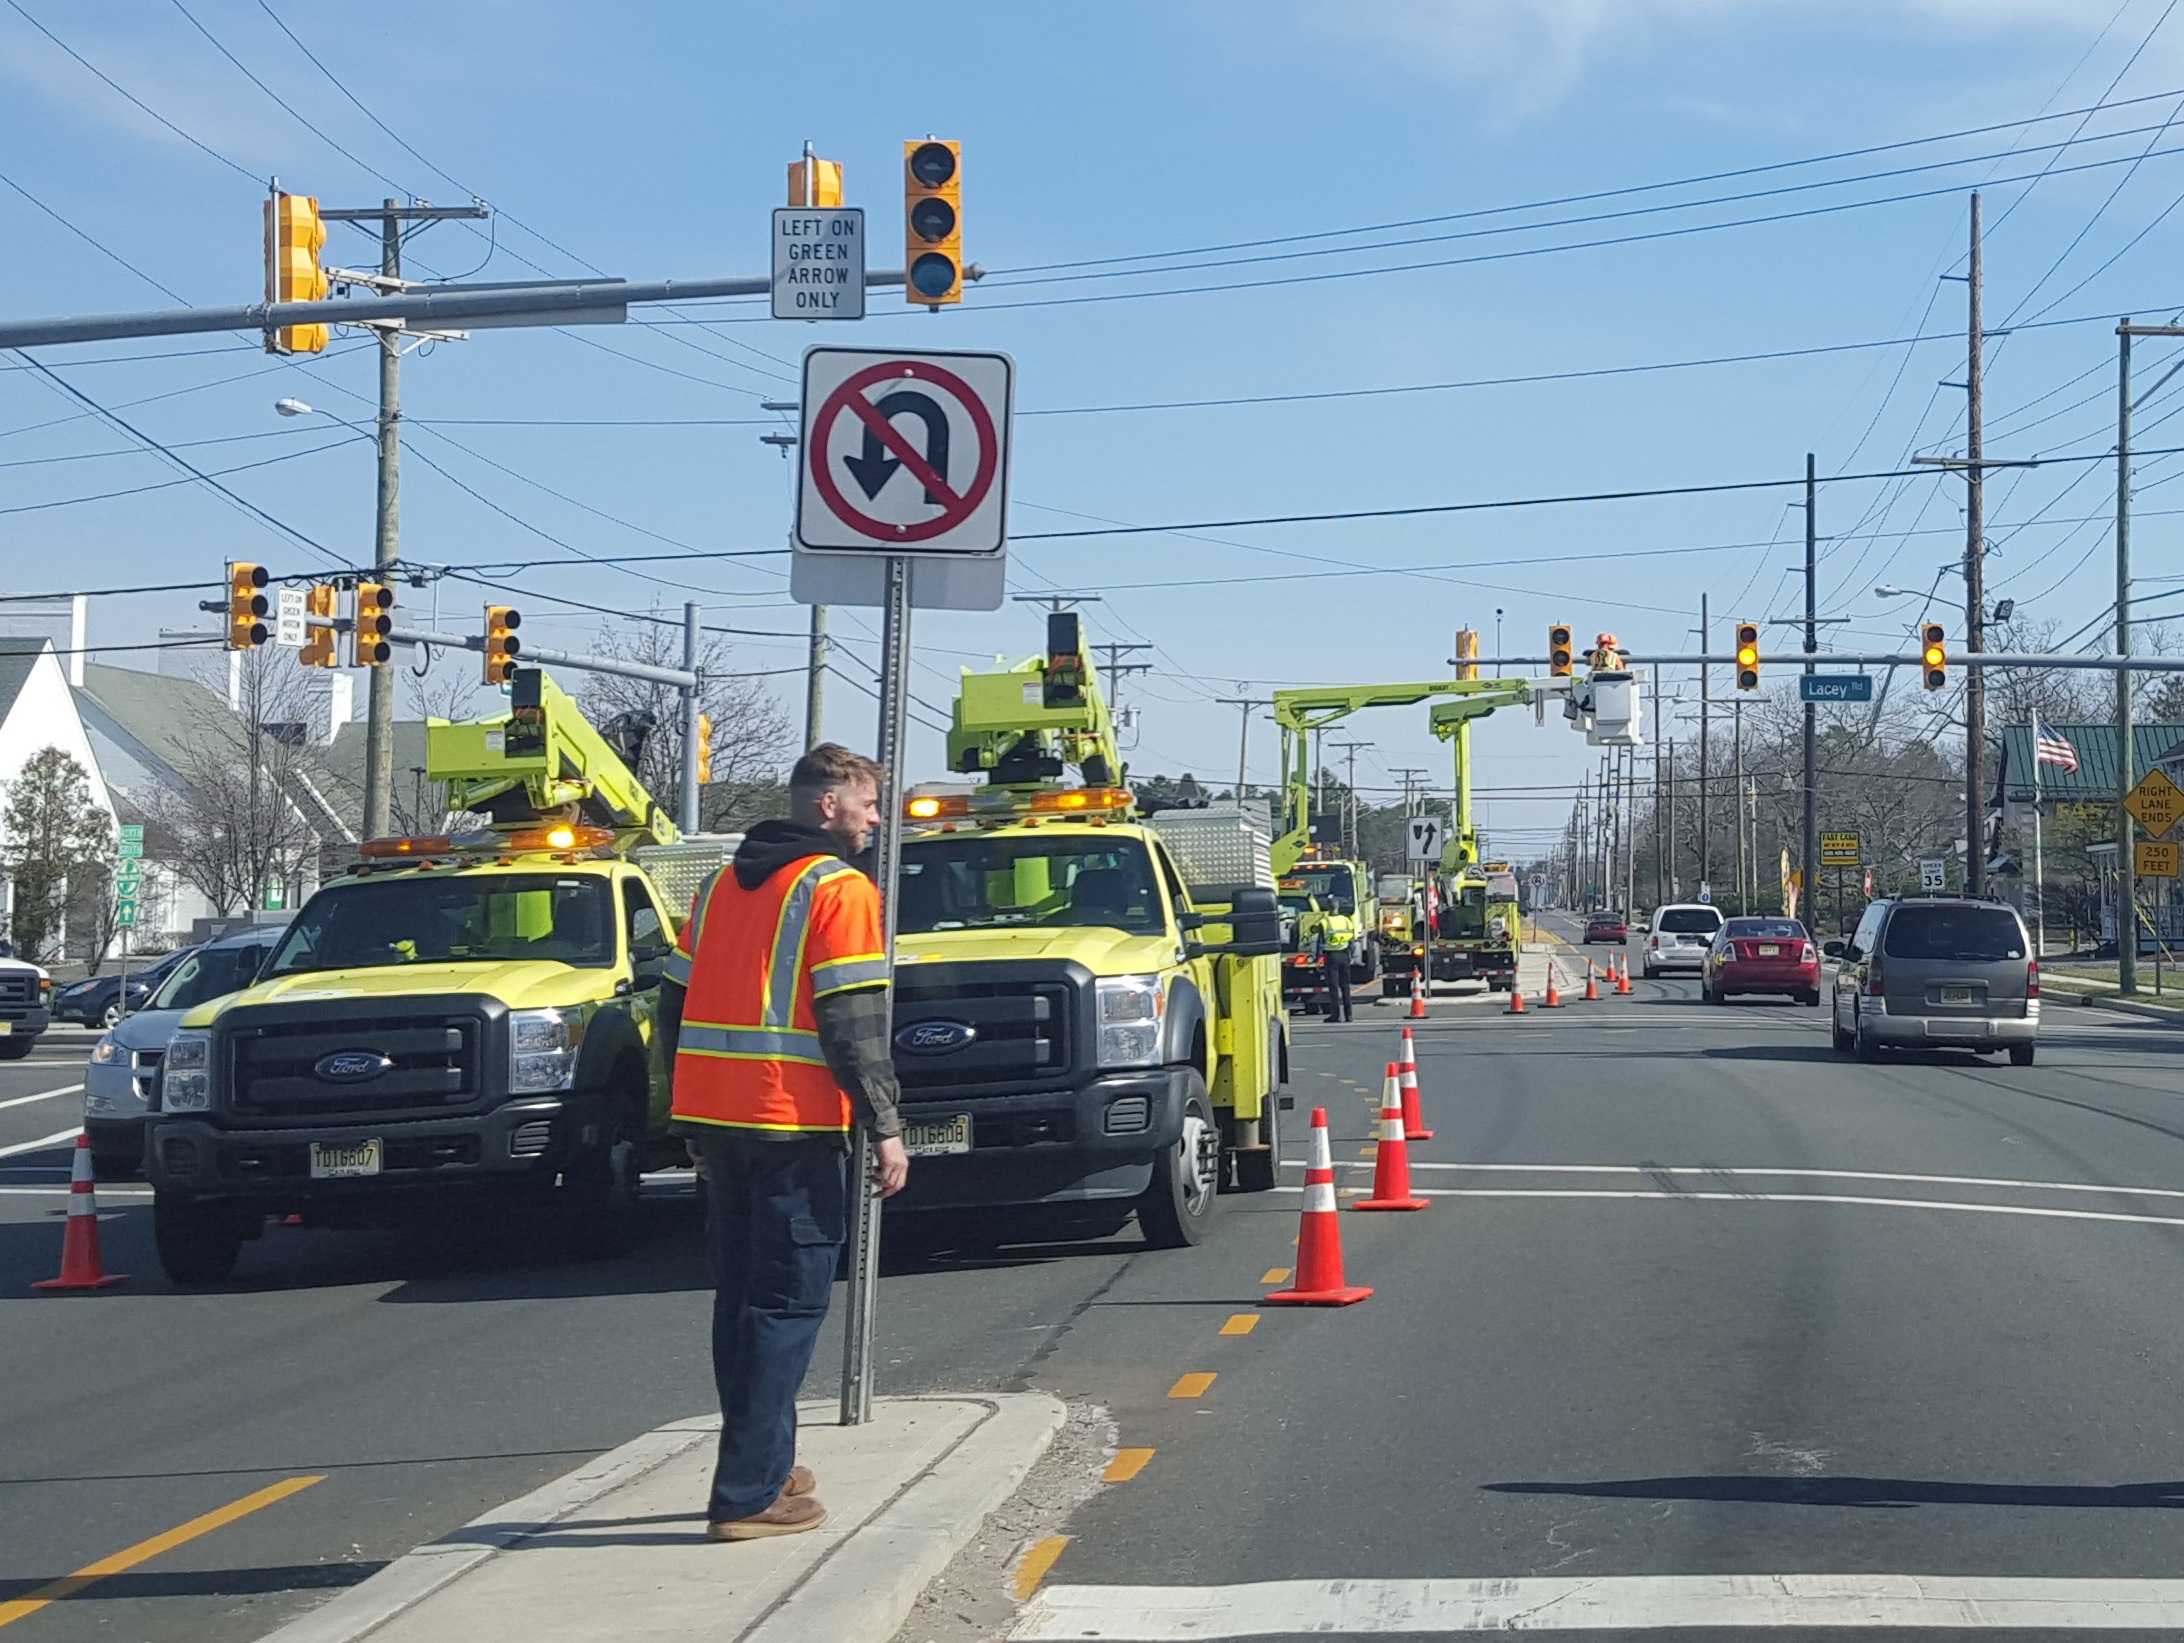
{"left": 945, "top": 612, "right": 1124, "bottom": 792}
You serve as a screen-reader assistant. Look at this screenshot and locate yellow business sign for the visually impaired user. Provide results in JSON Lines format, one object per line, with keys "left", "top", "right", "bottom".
{"left": 1819, "top": 831, "right": 1860, "bottom": 867}
{"left": 2125, "top": 768, "right": 2184, "bottom": 839}
{"left": 2137, "top": 839, "right": 2181, "bottom": 879}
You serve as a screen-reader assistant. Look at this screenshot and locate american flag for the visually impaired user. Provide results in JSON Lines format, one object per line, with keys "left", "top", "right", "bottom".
{"left": 2033, "top": 721, "right": 2080, "bottom": 774}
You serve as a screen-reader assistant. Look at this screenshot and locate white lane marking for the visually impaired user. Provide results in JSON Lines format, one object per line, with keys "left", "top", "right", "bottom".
{"left": 1271, "top": 1183, "right": 2184, "bottom": 1230}
{"left": 1277, "top": 1160, "right": 2184, "bottom": 1201}
{"left": 0, "top": 1125, "right": 83, "bottom": 1159}
{"left": 0, "top": 1082, "right": 83, "bottom": 1112}
{"left": 1012, "top": 1575, "right": 2184, "bottom": 1637}
{"left": 0, "top": 1184, "right": 150, "bottom": 1197}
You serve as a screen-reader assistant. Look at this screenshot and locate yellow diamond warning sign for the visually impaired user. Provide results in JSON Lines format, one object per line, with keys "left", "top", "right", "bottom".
{"left": 2124, "top": 768, "right": 2184, "bottom": 839}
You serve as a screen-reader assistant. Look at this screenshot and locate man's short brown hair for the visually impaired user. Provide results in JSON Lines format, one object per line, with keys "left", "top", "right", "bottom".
{"left": 789, "top": 742, "right": 886, "bottom": 807}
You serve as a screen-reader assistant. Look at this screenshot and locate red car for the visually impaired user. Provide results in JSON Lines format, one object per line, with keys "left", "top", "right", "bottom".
{"left": 1701, "top": 917, "right": 1821, "bottom": 1006}
{"left": 1583, "top": 913, "right": 1627, "bottom": 945}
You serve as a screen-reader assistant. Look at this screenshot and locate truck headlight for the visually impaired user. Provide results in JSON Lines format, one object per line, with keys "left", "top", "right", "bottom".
{"left": 1095, "top": 974, "right": 1164, "bottom": 1069}
{"left": 509, "top": 1009, "right": 581, "bottom": 1093}
{"left": 163, "top": 1032, "right": 211, "bottom": 1112}
{"left": 89, "top": 1035, "right": 121, "bottom": 1065}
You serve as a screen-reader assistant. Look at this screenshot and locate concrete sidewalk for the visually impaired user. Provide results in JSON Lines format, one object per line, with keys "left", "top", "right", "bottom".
{"left": 263, "top": 1394, "right": 1065, "bottom": 1643}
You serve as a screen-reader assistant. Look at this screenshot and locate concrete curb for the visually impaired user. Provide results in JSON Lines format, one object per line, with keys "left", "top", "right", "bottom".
{"left": 2043, "top": 981, "right": 2184, "bottom": 1024}
{"left": 258, "top": 1395, "right": 1067, "bottom": 1643}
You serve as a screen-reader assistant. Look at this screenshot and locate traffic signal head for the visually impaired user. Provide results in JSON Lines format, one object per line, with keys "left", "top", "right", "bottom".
{"left": 1734, "top": 621, "right": 1761, "bottom": 691}
{"left": 788, "top": 157, "right": 844, "bottom": 207}
{"left": 695, "top": 713, "right": 715, "bottom": 786}
{"left": 226, "top": 562, "right": 269, "bottom": 649}
{"left": 300, "top": 584, "right": 339, "bottom": 668}
{"left": 1548, "top": 623, "right": 1574, "bottom": 677}
{"left": 351, "top": 582, "right": 394, "bottom": 667}
{"left": 483, "top": 605, "right": 522, "bottom": 686}
{"left": 903, "top": 139, "right": 962, "bottom": 305}
{"left": 1920, "top": 622, "right": 1947, "bottom": 691}
{"left": 263, "top": 191, "right": 329, "bottom": 355}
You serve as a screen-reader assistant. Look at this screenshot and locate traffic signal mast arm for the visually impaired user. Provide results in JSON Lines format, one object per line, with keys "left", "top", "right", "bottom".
{"left": 1270, "top": 678, "right": 1534, "bottom": 875}
{"left": 431, "top": 667, "right": 678, "bottom": 850}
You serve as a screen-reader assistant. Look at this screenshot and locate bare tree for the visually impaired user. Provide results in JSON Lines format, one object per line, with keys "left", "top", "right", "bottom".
{"left": 578, "top": 621, "right": 793, "bottom": 832}
{"left": 1, "top": 747, "right": 113, "bottom": 963}
{"left": 150, "top": 651, "right": 337, "bottom": 917}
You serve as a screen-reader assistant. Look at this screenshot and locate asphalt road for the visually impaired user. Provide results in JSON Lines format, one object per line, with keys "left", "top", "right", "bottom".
{"left": 10, "top": 934, "right": 2184, "bottom": 1639}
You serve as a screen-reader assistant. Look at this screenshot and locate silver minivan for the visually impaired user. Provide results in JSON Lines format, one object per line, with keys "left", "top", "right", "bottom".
{"left": 1641, "top": 903, "right": 1725, "bottom": 978}
{"left": 1827, "top": 898, "right": 2039, "bottom": 1065}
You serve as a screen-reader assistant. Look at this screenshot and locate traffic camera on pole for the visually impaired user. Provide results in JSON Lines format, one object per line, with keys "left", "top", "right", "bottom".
{"left": 300, "top": 584, "right": 338, "bottom": 668}
{"left": 1548, "top": 624, "right": 1574, "bottom": 677}
{"left": 351, "top": 582, "right": 394, "bottom": 667}
{"left": 263, "top": 190, "right": 329, "bottom": 355}
{"left": 226, "top": 563, "right": 269, "bottom": 649}
{"left": 1920, "top": 622, "right": 1947, "bottom": 690}
{"left": 1734, "top": 621, "right": 1761, "bottom": 691}
{"left": 483, "top": 606, "right": 522, "bottom": 685}
{"left": 695, "top": 713, "right": 714, "bottom": 786}
{"left": 903, "top": 139, "right": 962, "bottom": 306}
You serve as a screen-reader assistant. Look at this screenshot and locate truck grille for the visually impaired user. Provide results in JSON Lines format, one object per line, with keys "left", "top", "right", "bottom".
{"left": 0, "top": 970, "right": 35, "bottom": 1020}
{"left": 892, "top": 976, "right": 1074, "bottom": 1098}
{"left": 227, "top": 1014, "right": 480, "bottom": 1120}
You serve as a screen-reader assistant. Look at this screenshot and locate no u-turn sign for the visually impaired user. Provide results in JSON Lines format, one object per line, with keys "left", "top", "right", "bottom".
{"left": 794, "top": 346, "right": 1013, "bottom": 557}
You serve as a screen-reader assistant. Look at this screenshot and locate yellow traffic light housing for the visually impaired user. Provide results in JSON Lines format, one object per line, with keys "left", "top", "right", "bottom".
{"left": 351, "top": 582, "right": 393, "bottom": 667}
{"left": 483, "top": 605, "right": 522, "bottom": 685}
{"left": 904, "top": 139, "right": 962, "bottom": 305}
{"left": 695, "top": 713, "right": 715, "bottom": 786}
{"left": 1734, "top": 621, "right": 1761, "bottom": 691}
{"left": 1548, "top": 623, "right": 1574, "bottom": 678}
{"left": 1920, "top": 622, "right": 1947, "bottom": 691}
{"left": 789, "top": 157, "right": 844, "bottom": 207}
{"left": 300, "top": 584, "right": 339, "bottom": 668}
{"left": 263, "top": 191, "right": 329, "bottom": 355}
{"left": 1454, "top": 628, "right": 1480, "bottom": 681}
{"left": 226, "top": 562, "right": 269, "bottom": 649}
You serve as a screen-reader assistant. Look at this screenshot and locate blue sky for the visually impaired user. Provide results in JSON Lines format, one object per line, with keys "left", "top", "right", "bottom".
{"left": 3, "top": 0, "right": 2182, "bottom": 856}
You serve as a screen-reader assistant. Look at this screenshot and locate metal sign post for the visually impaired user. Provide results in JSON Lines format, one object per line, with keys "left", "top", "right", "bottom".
{"left": 840, "top": 554, "right": 911, "bottom": 1426}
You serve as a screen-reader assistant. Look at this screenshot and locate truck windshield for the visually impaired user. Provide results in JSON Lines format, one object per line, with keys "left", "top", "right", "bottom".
{"left": 265, "top": 874, "right": 617, "bottom": 973}
{"left": 899, "top": 836, "right": 1165, "bottom": 935}
{"left": 1288, "top": 865, "right": 1357, "bottom": 913}
{"left": 151, "top": 942, "right": 273, "bottom": 1011}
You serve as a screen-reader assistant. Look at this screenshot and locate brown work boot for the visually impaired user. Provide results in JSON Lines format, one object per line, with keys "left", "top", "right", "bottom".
{"left": 783, "top": 1465, "right": 817, "bottom": 1497}
{"left": 706, "top": 1493, "right": 828, "bottom": 1541}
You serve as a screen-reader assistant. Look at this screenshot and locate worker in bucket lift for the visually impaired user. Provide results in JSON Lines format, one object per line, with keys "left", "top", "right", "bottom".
{"left": 1592, "top": 632, "right": 1624, "bottom": 670}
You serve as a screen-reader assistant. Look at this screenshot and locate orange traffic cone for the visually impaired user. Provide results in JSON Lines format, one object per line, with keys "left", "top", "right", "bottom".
{"left": 1582, "top": 961, "right": 1600, "bottom": 1002}
{"left": 33, "top": 1133, "right": 126, "bottom": 1292}
{"left": 1354, "top": 1063, "right": 1429, "bottom": 1211}
{"left": 1397, "top": 1026, "right": 1433, "bottom": 1141}
{"left": 1506, "top": 983, "right": 1527, "bottom": 1014}
{"left": 1408, "top": 966, "right": 1427, "bottom": 1020}
{"left": 1615, "top": 956, "right": 1633, "bottom": 995}
{"left": 1543, "top": 965, "right": 1564, "bottom": 1008}
{"left": 1265, "top": 1107, "right": 1372, "bottom": 1306}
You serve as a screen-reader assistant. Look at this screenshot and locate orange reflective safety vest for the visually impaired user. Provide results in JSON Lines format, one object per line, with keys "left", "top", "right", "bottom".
{"left": 667, "top": 854, "right": 889, "bottom": 1134}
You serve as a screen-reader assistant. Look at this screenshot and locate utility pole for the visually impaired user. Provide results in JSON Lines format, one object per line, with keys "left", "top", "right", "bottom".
{"left": 319, "top": 196, "right": 489, "bottom": 841}
{"left": 804, "top": 605, "right": 828, "bottom": 750}
{"left": 1217, "top": 696, "right": 1271, "bottom": 802}
{"left": 1651, "top": 669, "right": 1665, "bottom": 909}
{"left": 1734, "top": 697, "right": 1746, "bottom": 912}
{"left": 1803, "top": 452, "right": 1819, "bottom": 925}
{"left": 1698, "top": 594, "right": 1711, "bottom": 899}
{"left": 680, "top": 602, "right": 702, "bottom": 833}
{"left": 1332, "top": 739, "right": 1371, "bottom": 855}
{"left": 1964, "top": 192, "right": 1987, "bottom": 899}
{"left": 1091, "top": 641, "right": 1151, "bottom": 710}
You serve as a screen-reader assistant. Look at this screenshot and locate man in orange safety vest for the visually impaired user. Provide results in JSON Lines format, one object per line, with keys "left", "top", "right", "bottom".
{"left": 661, "top": 742, "right": 908, "bottom": 1540}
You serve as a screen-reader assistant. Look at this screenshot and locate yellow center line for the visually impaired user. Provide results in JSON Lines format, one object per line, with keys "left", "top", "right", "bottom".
{"left": 1261, "top": 1267, "right": 1292, "bottom": 1284}
{"left": 1013, "top": 1534, "right": 1072, "bottom": 1599}
{"left": 1220, "top": 1313, "right": 1259, "bottom": 1336}
{"left": 1168, "top": 1372, "right": 1217, "bottom": 1398}
{"left": 0, "top": 1475, "right": 323, "bottom": 1630}
{"left": 1103, "top": 1447, "right": 1156, "bottom": 1483}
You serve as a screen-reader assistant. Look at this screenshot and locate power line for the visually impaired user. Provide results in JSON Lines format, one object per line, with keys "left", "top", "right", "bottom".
{"left": 0, "top": 166, "right": 189, "bottom": 302}
{"left": 0, "top": 433, "right": 351, "bottom": 515}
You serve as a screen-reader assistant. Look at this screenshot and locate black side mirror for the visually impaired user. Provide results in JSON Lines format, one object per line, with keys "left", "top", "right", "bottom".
{"left": 1822, "top": 940, "right": 1846, "bottom": 959}
{"left": 630, "top": 940, "right": 673, "bottom": 989}
{"left": 1221, "top": 886, "right": 1283, "bottom": 957}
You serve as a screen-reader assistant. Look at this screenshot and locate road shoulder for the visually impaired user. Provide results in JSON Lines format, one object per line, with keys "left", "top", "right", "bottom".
{"left": 258, "top": 1393, "right": 1066, "bottom": 1643}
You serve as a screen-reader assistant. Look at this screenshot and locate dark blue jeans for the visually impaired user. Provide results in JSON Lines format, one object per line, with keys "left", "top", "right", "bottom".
{"left": 694, "top": 1131, "right": 847, "bottom": 1523}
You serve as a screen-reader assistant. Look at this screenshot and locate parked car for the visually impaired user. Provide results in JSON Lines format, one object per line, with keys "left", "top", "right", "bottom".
{"left": 82, "top": 930, "right": 281, "bottom": 1179}
{"left": 1640, "top": 903, "right": 1725, "bottom": 978}
{"left": 1701, "top": 917, "right": 1820, "bottom": 1006}
{"left": 52, "top": 947, "right": 197, "bottom": 1028}
{"left": 1583, "top": 913, "right": 1628, "bottom": 944}
{"left": 1827, "top": 898, "right": 2038, "bottom": 1065}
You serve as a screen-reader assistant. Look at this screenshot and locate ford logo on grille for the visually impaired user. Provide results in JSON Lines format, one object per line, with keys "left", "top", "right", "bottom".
{"left": 315, "top": 1050, "right": 394, "bottom": 1084}
{"left": 894, "top": 1020, "right": 976, "bottom": 1056}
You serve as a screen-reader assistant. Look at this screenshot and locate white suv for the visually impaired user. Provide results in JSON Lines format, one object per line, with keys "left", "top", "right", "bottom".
{"left": 1642, "top": 903, "right": 1724, "bottom": 979}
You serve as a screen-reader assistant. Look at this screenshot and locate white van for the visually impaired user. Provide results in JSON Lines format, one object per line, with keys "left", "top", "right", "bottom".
{"left": 1642, "top": 903, "right": 1725, "bottom": 978}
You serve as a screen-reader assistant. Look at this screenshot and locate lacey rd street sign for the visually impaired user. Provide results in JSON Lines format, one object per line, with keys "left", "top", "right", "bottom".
{"left": 771, "top": 207, "right": 865, "bottom": 321}
{"left": 1800, "top": 674, "right": 1874, "bottom": 704}
{"left": 795, "top": 347, "right": 1013, "bottom": 557}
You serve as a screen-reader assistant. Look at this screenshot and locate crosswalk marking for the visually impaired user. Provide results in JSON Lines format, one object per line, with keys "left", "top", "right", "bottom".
{"left": 1012, "top": 1575, "right": 2184, "bottom": 1636}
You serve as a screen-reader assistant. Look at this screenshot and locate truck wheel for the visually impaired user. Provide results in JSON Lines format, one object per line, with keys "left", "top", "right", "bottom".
{"left": 559, "top": 1096, "right": 643, "bottom": 1261}
{"left": 1231, "top": 1097, "right": 1280, "bottom": 1194}
{"left": 154, "top": 1193, "right": 244, "bottom": 1284}
{"left": 1139, "top": 1077, "right": 1219, "bottom": 1249}
{"left": 0, "top": 1037, "right": 34, "bottom": 1060}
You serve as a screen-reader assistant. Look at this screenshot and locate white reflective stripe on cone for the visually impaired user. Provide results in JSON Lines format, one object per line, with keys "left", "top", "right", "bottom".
{"left": 1306, "top": 1119, "right": 1334, "bottom": 1172}
{"left": 1303, "top": 1177, "right": 1338, "bottom": 1214}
